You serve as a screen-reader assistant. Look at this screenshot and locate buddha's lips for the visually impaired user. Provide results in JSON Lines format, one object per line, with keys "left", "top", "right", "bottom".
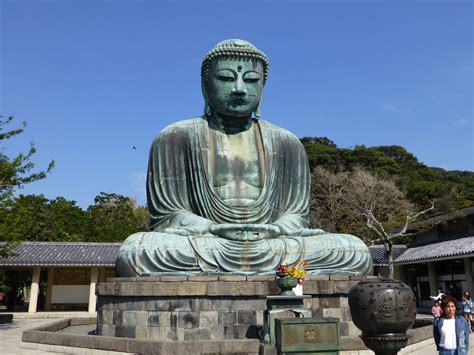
{"left": 228, "top": 98, "right": 248, "bottom": 106}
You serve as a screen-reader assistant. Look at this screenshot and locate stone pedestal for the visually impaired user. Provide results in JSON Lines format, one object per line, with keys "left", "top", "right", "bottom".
{"left": 96, "top": 275, "right": 368, "bottom": 342}
{"left": 263, "top": 295, "right": 311, "bottom": 345}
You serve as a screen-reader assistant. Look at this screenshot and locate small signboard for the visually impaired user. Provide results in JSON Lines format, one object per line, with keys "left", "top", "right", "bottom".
{"left": 275, "top": 317, "right": 340, "bottom": 354}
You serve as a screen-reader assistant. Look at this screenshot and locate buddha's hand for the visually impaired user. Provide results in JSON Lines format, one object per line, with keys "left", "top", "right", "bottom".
{"left": 209, "top": 224, "right": 281, "bottom": 241}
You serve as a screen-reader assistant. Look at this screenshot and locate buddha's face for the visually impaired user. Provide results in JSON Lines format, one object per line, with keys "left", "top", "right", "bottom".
{"left": 204, "top": 57, "right": 264, "bottom": 117}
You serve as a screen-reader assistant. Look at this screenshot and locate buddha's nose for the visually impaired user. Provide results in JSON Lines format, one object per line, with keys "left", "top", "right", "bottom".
{"left": 232, "top": 77, "right": 247, "bottom": 95}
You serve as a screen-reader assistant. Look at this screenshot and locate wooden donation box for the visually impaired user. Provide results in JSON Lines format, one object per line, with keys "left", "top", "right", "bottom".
{"left": 275, "top": 317, "right": 340, "bottom": 354}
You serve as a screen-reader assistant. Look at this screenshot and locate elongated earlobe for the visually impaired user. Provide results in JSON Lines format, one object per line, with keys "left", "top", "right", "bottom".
{"left": 204, "top": 101, "right": 211, "bottom": 116}
{"left": 254, "top": 105, "right": 261, "bottom": 119}
{"left": 254, "top": 87, "right": 264, "bottom": 119}
{"left": 202, "top": 81, "right": 211, "bottom": 116}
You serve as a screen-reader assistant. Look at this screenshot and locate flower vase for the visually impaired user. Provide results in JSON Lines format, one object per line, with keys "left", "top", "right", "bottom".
{"left": 276, "top": 273, "right": 298, "bottom": 296}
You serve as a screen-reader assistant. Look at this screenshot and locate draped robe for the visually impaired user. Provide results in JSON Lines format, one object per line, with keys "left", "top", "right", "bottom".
{"left": 116, "top": 117, "right": 373, "bottom": 276}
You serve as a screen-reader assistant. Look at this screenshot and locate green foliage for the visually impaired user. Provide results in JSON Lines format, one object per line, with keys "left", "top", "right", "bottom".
{"left": 302, "top": 137, "right": 474, "bottom": 213}
{"left": 0, "top": 195, "right": 88, "bottom": 243}
{"left": 0, "top": 118, "right": 148, "bottom": 246}
{"left": 0, "top": 270, "right": 32, "bottom": 291}
{"left": 86, "top": 192, "right": 148, "bottom": 242}
{"left": 0, "top": 116, "right": 54, "bottom": 256}
{"left": 0, "top": 116, "right": 54, "bottom": 204}
{"left": 0, "top": 192, "right": 149, "bottom": 246}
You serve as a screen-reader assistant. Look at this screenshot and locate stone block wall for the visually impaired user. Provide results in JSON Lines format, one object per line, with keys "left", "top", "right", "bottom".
{"left": 96, "top": 275, "right": 371, "bottom": 341}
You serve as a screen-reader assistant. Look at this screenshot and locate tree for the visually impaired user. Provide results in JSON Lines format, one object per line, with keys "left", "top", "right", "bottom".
{"left": 0, "top": 116, "right": 54, "bottom": 255}
{"left": 310, "top": 167, "right": 434, "bottom": 278}
{"left": 363, "top": 202, "right": 434, "bottom": 278}
{"left": 87, "top": 192, "right": 148, "bottom": 242}
{"left": 310, "top": 167, "right": 415, "bottom": 238}
{"left": 300, "top": 136, "right": 337, "bottom": 148}
{"left": 0, "top": 195, "right": 88, "bottom": 243}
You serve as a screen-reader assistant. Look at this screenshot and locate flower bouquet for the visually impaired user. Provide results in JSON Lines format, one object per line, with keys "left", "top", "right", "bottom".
{"left": 275, "top": 260, "right": 308, "bottom": 295}
{"left": 276, "top": 260, "right": 308, "bottom": 280}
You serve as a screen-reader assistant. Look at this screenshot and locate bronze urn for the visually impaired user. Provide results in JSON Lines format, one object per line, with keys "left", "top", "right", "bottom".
{"left": 348, "top": 277, "right": 416, "bottom": 355}
{"left": 276, "top": 272, "right": 298, "bottom": 296}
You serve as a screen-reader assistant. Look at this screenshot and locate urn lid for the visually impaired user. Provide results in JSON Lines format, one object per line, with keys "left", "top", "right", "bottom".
{"left": 354, "top": 277, "right": 409, "bottom": 286}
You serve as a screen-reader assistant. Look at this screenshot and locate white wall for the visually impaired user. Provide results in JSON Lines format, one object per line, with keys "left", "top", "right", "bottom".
{"left": 51, "top": 285, "right": 89, "bottom": 303}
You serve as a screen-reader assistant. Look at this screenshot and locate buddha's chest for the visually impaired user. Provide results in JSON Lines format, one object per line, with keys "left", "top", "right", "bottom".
{"left": 209, "top": 127, "right": 264, "bottom": 203}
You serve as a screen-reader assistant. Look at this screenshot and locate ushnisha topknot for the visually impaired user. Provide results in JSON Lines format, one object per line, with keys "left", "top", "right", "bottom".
{"left": 201, "top": 39, "right": 270, "bottom": 84}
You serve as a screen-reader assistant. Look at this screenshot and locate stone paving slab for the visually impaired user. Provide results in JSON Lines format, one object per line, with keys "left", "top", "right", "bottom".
{"left": 2, "top": 316, "right": 474, "bottom": 354}
{"left": 0, "top": 318, "right": 58, "bottom": 354}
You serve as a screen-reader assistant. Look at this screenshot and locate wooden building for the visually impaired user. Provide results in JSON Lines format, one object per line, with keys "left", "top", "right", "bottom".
{"left": 0, "top": 242, "right": 117, "bottom": 313}
{"left": 394, "top": 207, "right": 474, "bottom": 308}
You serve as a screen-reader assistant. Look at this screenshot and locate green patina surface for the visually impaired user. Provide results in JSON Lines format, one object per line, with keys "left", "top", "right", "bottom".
{"left": 115, "top": 39, "right": 373, "bottom": 276}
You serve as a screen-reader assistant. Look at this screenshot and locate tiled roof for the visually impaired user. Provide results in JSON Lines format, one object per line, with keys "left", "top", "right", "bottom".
{"left": 0, "top": 242, "right": 121, "bottom": 267}
{"left": 368, "top": 245, "right": 407, "bottom": 266}
{"left": 394, "top": 236, "right": 474, "bottom": 264}
{"left": 2, "top": 241, "right": 454, "bottom": 268}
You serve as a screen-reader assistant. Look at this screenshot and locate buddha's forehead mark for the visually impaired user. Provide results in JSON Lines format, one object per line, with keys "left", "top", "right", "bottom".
{"left": 212, "top": 57, "right": 263, "bottom": 75}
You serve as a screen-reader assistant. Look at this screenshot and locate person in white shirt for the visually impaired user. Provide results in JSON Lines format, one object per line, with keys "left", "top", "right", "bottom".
{"left": 433, "top": 295, "right": 470, "bottom": 355}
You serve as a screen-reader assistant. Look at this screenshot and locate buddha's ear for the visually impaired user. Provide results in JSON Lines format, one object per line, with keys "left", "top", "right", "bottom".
{"left": 254, "top": 87, "right": 264, "bottom": 119}
{"left": 201, "top": 80, "right": 211, "bottom": 116}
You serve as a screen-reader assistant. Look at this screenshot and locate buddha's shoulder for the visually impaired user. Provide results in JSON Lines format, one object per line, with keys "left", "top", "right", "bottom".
{"left": 160, "top": 118, "right": 200, "bottom": 133}
{"left": 152, "top": 118, "right": 201, "bottom": 142}
{"left": 259, "top": 119, "right": 301, "bottom": 141}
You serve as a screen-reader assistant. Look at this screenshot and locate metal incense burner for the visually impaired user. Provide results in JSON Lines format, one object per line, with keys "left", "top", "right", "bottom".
{"left": 348, "top": 277, "right": 416, "bottom": 355}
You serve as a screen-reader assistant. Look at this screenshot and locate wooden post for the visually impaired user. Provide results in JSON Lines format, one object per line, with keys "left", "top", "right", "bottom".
{"left": 464, "top": 257, "right": 473, "bottom": 294}
{"left": 88, "top": 267, "right": 99, "bottom": 313}
{"left": 44, "top": 267, "right": 55, "bottom": 311}
{"left": 99, "top": 267, "right": 106, "bottom": 283}
{"left": 428, "top": 262, "right": 437, "bottom": 297}
{"left": 28, "top": 266, "right": 41, "bottom": 314}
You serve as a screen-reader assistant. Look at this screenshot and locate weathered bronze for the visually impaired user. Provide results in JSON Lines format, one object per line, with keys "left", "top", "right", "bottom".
{"left": 276, "top": 275, "right": 298, "bottom": 296}
{"left": 263, "top": 295, "right": 311, "bottom": 346}
{"left": 115, "top": 39, "right": 373, "bottom": 276}
{"left": 275, "top": 317, "right": 340, "bottom": 354}
{"left": 348, "top": 277, "right": 416, "bottom": 355}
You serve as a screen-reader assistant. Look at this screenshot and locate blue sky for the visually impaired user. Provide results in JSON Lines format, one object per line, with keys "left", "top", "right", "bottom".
{"left": 1, "top": 0, "right": 472, "bottom": 209}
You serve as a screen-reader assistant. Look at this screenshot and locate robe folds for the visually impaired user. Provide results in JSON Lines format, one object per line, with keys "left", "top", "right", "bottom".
{"left": 116, "top": 117, "right": 373, "bottom": 276}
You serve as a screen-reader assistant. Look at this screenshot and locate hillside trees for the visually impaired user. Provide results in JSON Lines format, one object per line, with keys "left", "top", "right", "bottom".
{"left": 302, "top": 137, "right": 474, "bottom": 213}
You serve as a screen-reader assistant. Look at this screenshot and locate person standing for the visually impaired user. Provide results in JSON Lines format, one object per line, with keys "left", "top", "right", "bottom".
{"left": 434, "top": 295, "right": 470, "bottom": 354}
{"left": 462, "top": 291, "right": 473, "bottom": 331}
{"left": 432, "top": 301, "right": 443, "bottom": 318}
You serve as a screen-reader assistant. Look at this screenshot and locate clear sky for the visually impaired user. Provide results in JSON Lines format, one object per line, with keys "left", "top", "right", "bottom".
{"left": 1, "top": 0, "right": 472, "bottom": 209}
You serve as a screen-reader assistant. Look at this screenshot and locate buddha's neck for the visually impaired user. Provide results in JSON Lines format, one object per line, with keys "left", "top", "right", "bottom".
{"left": 206, "top": 111, "right": 253, "bottom": 134}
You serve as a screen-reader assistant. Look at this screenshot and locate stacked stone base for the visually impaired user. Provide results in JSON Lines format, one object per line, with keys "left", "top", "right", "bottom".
{"left": 96, "top": 275, "right": 368, "bottom": 342}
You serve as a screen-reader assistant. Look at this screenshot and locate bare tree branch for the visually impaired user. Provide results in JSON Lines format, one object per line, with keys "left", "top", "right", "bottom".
{"left": 392, "top": 203, "right": 435, "bottom": 237}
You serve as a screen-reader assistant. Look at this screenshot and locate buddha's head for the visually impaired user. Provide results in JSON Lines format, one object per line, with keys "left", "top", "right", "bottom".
{"left": 201, "top": 39, "right": 269, "bottom": 118}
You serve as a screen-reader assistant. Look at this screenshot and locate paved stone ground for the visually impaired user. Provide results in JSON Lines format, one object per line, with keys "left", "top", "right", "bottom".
{"left": 1, "top": 315, "right": 473, "bottom": 354}
{"left": 0, "top": 318, "right": 57, "bottom": 354}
